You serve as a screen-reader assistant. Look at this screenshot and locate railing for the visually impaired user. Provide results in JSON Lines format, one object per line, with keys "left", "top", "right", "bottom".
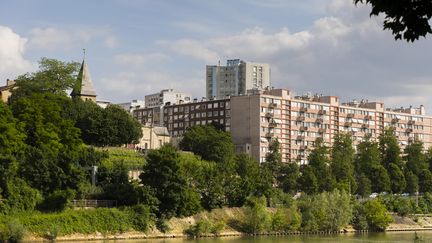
{"left": 72, "top": 199, "right": 118, "bottom": 208}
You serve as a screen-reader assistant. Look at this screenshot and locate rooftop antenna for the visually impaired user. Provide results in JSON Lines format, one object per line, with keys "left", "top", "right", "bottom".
{"left": 82, "top": 48, "right": 86, "bottom": 60}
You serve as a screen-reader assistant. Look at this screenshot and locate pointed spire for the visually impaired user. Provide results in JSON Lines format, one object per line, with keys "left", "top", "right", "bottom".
{"left": 71, "top": 50, "right": 97, "bottom": 101}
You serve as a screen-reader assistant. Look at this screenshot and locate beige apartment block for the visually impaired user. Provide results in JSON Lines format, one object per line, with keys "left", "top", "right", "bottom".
{"left": 206, "top": 59, "right": 271, "bottom": 99}
{"left": 231, "top": 89, "right": 432, "bottom": 164}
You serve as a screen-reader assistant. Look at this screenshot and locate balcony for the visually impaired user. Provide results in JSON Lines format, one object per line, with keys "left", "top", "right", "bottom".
{"left": 268, "top": 120, "right": 278, "bottom": 128}
{"left": 268, "top": 103, "right": 277, "bottom": 108}
{"left": 365, "top": 115, "right": 372, "bottom": 120}
{"left": 318, "top": 110, "right": 327, "bottom": 115}
{"left": 406, "top": 128, "right": 413, "bottom": 133}
{"left": 265, "top": 132, "right": 275, "bottom": 138}
{"left": 296, "top": 135, "right": 305, "bottom": 140}
{"left": 362, "top": 124, "right": 370, "bottom": 128}
{"left": 300, "top": 126, "right": 308, "bottom": 131}
{"left": 347, "top": 113, "right": 355, "bottom": 118}
{"left": 408, "top": 137, "right": 415, "bottom": 142}
{"left": 300, "top": 107, "right": 308, "bottom": 113}
{"left": 296, "top": 116, "right": 305, "bottom": 121}
{"left": 265, "top": 112, "right": 274, "bottom": 118}
{"left": 344, "top": 122, "right": 352, "bottom": 127}
{"left": 392, "top": 118, "right": 400, "bottom": 123}
{"left": 315, "top": 118, "right": 323, "bottom": 124}
{"left": 408, "top": 120, "right": 416, "bottom": 125}
{"left": 299, "top": 145, "right": 308, "bottom": 150}
{"left": 318, "top": 128, "right": 327, "bottom": 133}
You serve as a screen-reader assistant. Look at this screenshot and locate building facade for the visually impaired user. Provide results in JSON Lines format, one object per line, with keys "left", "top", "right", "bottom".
{"left": 133, "top": 98, "right": 231, "bottom": 137}
{"left": 0, "top": 79, "right": 15, "bottom": 103}
{"left": 134, "top": 88, "right": 432, "bottom": 164}
{"left": 136, "top": 125, "right": 171, "bottom": 151}
{"left": 145, "top": 89, "right": 191, "bottom": 108}
{"left": 231, "top": 89, "right": 432, "bottom": 164}
{"left": 117, "top": 99, "right": 145, "bottom": 113}
{"left": 206, "top": 59, "right": 271, "bottom": 99}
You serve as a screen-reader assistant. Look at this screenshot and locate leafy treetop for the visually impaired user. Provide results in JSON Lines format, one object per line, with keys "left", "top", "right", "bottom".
{"left": 355, "top": 0, "right": 432, "bottom": 42}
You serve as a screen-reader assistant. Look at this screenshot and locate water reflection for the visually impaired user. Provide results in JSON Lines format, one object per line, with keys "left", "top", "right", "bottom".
{"left": 76, "top": 232, "right": 432, "bottom": 243}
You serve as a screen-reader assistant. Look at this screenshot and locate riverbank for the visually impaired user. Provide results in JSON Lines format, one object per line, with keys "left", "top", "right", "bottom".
{"left": 19, "top": 208, "right": 432, "bottom": 242}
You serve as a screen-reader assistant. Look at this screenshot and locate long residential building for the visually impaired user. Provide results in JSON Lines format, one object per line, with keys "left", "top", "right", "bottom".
{"left": 133, "top": 88, "right": 432, "bottom": 164}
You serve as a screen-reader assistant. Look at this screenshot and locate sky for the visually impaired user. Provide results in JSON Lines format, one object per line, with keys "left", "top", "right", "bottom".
{"left": 1, "top": 0, "right": 432, "bottom": 112}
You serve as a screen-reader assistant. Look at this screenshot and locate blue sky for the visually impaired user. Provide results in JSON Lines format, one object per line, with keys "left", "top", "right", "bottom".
{"left": 1, "top": 0, "right": 432, "bottom": 112}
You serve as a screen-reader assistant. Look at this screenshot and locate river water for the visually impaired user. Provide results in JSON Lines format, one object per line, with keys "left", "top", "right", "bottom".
{"left": 87, "top": 232, "right": 432, "bottom": 243}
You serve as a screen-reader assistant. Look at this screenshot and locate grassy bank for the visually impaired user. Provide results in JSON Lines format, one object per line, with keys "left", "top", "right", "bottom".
{"left": 0, "top": 205, "right": 150, "bottom": 241}
{"left": 2, "top": 206, "right": 432, "bottom": 241}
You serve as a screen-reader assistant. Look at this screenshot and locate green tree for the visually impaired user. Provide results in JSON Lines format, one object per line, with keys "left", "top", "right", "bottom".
{"left": 356, "top": 174, "right": 372, "bottom": 197}
{"left": 11, "top": 93, "right": 86, "bottom": 195}
{"left": 405, "top": 140, "right": 427, "bottom": 177}
{"left": 363, "top": 199, "right": 392, "bottom": 231}
{"left": 419, "top": 169, "right": 432, "bottom": 193}
{"left": 140, "top": 145, "right": 201, "bottom": 218}
{"left": 379, "top": 127, "right": 403, "bottom": 169}
{"left": 179, "top": 124, "right": 234, "bottom": 163}
{"left": 97, "top": 160, "right": 140, "bottom": 206}
{"left": 264, "top": 140, "right": 282, "bottom": 181}
{"left": 354, "top": 0, "right": 432, "bottom": 42}
{"left": 105, "top": 105, "right": 142, "bottom": 146}
{"left": 356, "top": 138, "right": 390, "bottom": 192}
{"left": 307, "top": 138, "right": 335, "bottom": 192}
{"left": 331, "top": 133, "right": 356, "bottom": 193}
{"left": 11, "top": 58, "right": 80, "bottom": 100}
{"left": 225, "top": 154, "right": 265, "bottom": 207}
{"left": 370, "top": 165, "right": 391, "bottom": 193}
{"left": 298, "top": 165, "right": 318, "bottom": 195}
{"left": 405, "top": 171, "right": 419, "bottom": 194}
{"left": 278, "top": 162, "right": 300, "bottom": 194}
{"left": 388, "top": 163, "right": 406, "bottom": 193}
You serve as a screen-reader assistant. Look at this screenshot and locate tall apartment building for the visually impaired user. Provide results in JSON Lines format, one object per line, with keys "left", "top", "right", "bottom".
{"left": 133, "top": 88, "right": 432, "bottom": 164}
{"left": 145, "top": 89, "right": 191, "bottom": 108}
{"left": 206, "top": 59, "right": 271, "bottom": 99}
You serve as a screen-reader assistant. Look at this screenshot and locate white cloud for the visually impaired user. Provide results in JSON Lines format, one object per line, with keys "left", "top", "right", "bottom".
{"left": 104, "top": 36, "right": 118, "bottom": 48}
{"left": 114, "top": 52, "right": 169, "bottom": 66}
{"left": 28, "top": 26, "right": 118, "bottom": 50}
{"left": 0, "top": 26, "right": 34, "bottom": 81}
{"left": 98, "top": 69, "right": 202, "bottom": 102}
{"left": 158, "top": 0, "right": 432, "bottom": 111}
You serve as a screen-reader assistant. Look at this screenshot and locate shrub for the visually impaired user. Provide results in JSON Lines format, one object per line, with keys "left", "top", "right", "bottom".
{"left": 363, "top": 199, "right": 392, "bottom": 231}
{"left": 37, "top": 189, "right": 76, "bottom": 212}
{"left": 242, "top": 196, "right": 271, "bottom": 233}
{"left": 126, "top": 204, "right": 151, "bottom": 232}
{"left": 210, "top": 220, "right": 226, "bottom": 235}
{"left": 298, "top": 190, "right": 352, "bottom": 232}
{"left": 393, "top": 197, "right": 414, "bottom": 217}
{"left": 271, "top": 206, "right": 302, "bottom": 232}
{"left": 0, "top": 219, "right": 26, "bottom": 243}
{"left": 155, "top": 218, "right": 170, "bottom": 233}
{"left": 184, "top": 220, "right": 212, "bottom": 238}
{"left": 351, "top": 203, "right": 368, "bottom": 230}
